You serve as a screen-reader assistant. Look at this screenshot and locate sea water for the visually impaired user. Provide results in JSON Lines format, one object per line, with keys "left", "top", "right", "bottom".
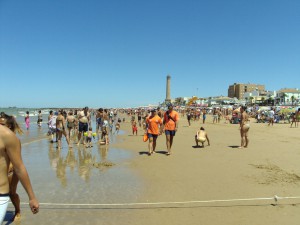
{"left": 1, "top": 108, "right": 143, "bottom": 206}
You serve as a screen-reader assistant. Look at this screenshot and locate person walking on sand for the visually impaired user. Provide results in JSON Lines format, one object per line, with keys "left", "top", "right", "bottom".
{"left": 146, "top": 109, "right": 163, "bottom": 156}
{"left": 132, "top": 121, "right": 138, "bottom": 136}
{"left": 268, "top": 108, "right": 275, "bottom": 126}
{"left": 239, "top": 106, "right": 250, "bottom": 148}
{"left": 195, "top": 127, "right": 210, "bottom": 148}
{"left": 202, "top": 108, "right": 207, "bottom": 124}
{"left": 187, "top": 110, "right": 192, "bottom": 127}
{"left": 56, "top": 110, "right": 72, "bottom": 149}
{"left": 77, "top": 107, "right": 89, "bottom": 145}
{"left": 95, "top": 108, "right": 104, "bottom": 140}
{"left": 0, "top": 113, "right": 24, "bottom": 221}
{"left": 163, "top": 104, "right": 179, "bottom": 155}
{"left": 66, "top": 111, "right": 76, "bottom": 140}
{"left": 37, "top": 110, "right": 43, "bottom": 128}
{"left": 48, "top": 111, "right": 57, "bottom": 143}
{"left": 25, "top": 111, "right": 30, "bottom": 130}
{"left": 0, "top": 120, "right": 39, "bottom": 224}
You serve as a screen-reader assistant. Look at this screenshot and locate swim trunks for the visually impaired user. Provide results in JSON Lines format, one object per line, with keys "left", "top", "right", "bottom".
{"left": 0, "top": 194, "right": 9, "bottom": 224}
{"left": 243, "top": 124, "right": 250, "bottom": 129}
{"left": 197, "top": 137, "right": 206, "bottom": 143}
{"left": 79, "top": 122, "right": 88, "bottom": 132}
{"left": 165, "top": 130, "right": 176, "bottom": 136}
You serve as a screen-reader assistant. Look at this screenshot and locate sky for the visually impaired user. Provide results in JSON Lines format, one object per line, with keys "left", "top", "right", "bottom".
{"left": 0, "top": 0, "right": 300, "bottom": 108}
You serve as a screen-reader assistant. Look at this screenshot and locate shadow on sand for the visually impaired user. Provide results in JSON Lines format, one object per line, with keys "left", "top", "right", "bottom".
{"left": 228, "top": 145, "right": 240, "bottom": 148}
{"left": 192, "top": 145, "right": 204, "bottom": 148}
{"left": 3, "top": 211, "right": 15, "bottom": 225}
{"left": 139, "top": 151, "right": 169, "bottom": 156}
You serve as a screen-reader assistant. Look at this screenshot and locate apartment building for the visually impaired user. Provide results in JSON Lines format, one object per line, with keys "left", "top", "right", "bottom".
{"left": 228, "top": 83, "right": 265, "bottom": 99}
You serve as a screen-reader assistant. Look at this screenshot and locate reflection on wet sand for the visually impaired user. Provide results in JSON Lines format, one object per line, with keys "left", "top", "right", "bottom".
{"left": 78, "top": 148, "right": 93, "bottom": 182}
{"left": 94, "top": 144, "right": 115, "bottom": 170}
{"left": 48, "top": 144, "right": 67, "bottom": 187}
{"left": 48, "top": 141, "right": 116, "bottom": 186}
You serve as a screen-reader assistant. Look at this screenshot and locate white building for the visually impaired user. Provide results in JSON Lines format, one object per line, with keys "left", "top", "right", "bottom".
{"left": 276, "top": 88, "right": 300, "bottom": 105}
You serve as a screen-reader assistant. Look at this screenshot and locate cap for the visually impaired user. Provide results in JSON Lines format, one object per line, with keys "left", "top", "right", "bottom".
{"left": 150, "top": 108, "right": 156, "bottom": 112}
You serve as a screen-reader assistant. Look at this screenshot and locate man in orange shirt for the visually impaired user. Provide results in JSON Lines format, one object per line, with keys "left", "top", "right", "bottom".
{"left": 163, "top": 104, "right": 179, "bottom": 155}
{"left": 146, "top": 109, "right": 163, "bottom": 156}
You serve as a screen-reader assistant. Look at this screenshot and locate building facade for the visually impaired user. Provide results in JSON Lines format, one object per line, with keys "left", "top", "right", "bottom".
{"left": 276, "top": 88, "right": 300, "bottom": 105}
{"left": 228, "top": 83, "right": 265, "bottom": 99}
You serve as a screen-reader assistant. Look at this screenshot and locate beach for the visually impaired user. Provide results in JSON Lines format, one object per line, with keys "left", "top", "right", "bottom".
{"left": 3, "top": 112, "right": 300, "bottom": 225}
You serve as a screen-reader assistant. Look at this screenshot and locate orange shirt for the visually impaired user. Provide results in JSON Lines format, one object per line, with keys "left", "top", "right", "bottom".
{"left": 163, "top": 110, "right": 179, "bottom": 130}
{"left": 146, "top": 115, "right": 163, "bottom": 135}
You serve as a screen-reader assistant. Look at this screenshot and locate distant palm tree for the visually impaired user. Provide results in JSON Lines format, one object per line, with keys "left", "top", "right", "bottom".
{"left": 282, "top": 93, "right": 288, "bottom": 105}
{"left": 261, "top": 97, "right": 265, "bottom": 105}
{"left": 249, "top": 97, "right": 254, "bottom": 105}
{"left": 269, "top": 97, "right": 274, "bottom": 106}
{"left": 291, "top": 95, "right": 295, "bottom": 106}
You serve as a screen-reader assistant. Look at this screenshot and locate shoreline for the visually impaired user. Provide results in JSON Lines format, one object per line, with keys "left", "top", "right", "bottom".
{"left": 4, "top": 113, "right": 300, "bottom": 225}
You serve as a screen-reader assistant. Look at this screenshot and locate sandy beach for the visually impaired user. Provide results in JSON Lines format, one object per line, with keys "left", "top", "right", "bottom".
{"left": 4, "top": 113, "right": 300, "bottom": 225}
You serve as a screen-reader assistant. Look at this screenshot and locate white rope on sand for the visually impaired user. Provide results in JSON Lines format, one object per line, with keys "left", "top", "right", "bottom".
{"left": 14, "top": 195, "right": 300, "bottom": 208}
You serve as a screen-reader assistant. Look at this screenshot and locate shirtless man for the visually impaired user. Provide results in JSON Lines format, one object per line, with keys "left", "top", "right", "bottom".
{"left": 0, "top": 125, "right": 39, "bottom": 223}
{"left": 77, "top": 107, "right": 90, "bottom": 145}
{"left": 195, "top": 127, "right": 210, "bottom": 148}
{"left": 239, "top": 106, "right": 250, "bottom": 148}
{"left": 95, "top": 108, "right": 104, "bottom": 140}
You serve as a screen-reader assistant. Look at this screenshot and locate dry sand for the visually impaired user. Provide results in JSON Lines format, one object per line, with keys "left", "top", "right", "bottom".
{"left": 5, "top": 114, "right": 300, "bottom": 225}
{"left": 112, "top": 115, "right": 300, "bottom": 225}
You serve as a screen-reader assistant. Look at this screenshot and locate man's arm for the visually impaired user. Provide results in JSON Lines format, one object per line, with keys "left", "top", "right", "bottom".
{"left": 175, "top": 112, "right": 179, "bottom": 131}
{"left": 5, "top": 132, "right": 39, "bottom": 214}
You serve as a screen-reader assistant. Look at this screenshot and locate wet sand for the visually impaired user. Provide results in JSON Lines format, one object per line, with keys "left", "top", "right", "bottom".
{"left": 5, "top": 114, "right": 300, "bottom": 225}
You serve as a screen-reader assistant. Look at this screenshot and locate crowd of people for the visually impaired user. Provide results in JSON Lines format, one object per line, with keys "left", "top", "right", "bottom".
{"left": 1, "top": 103, "right": 300, "bottom": 223}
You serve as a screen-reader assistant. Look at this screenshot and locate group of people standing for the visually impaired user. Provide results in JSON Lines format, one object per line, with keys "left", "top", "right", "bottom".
{"left": 47, "top": 107, "right": 119, "bottom": 148}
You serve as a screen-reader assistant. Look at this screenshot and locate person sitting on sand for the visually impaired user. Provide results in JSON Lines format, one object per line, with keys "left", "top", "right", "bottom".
{"left": 195, "top": 127, "right": 210, "bottom": 148}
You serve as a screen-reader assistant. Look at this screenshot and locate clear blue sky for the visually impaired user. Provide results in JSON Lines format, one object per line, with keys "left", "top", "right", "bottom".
{"left": 1, "top": 0, "right": 299, "bottom": 108}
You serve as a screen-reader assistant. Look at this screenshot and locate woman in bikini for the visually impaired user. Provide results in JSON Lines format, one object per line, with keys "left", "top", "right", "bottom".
{"left": 239, "top": 106, "right": 250, "bottom": 148}
{"left": 66, "top": 111, "right": 76, "bottom": 141}
{"left": 56, "top": 110, "right": 72, "bottom": 149}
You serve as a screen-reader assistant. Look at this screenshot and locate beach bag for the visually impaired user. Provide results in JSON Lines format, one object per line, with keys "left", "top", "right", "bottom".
{"left": 143, "top": 133, "right": 148, "bottom": 142}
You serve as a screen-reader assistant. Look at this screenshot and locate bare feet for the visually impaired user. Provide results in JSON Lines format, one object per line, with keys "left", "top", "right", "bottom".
{"left": 10, "top": 193, "right": 21, "bottom": 221}
{"left": 13, "top": 213, "right": 21, "bottom": 222}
